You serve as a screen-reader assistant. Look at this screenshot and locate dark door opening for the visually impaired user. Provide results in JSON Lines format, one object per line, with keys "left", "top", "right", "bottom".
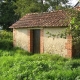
{"left": 30, "top": 29, "right": 40, "bottom": 53}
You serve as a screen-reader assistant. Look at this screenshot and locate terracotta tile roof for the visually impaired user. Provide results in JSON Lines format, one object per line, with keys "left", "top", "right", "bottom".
{"left": 75, "top": 7, "right": 80, "bottom": 11}
{"left": 9, "top": 10, "right": 69, "bottom": 28}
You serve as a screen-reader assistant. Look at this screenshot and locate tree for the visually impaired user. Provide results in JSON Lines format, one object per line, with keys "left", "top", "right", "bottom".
{"left": 46, "top": 0, "right": 69, "bottom": 10}
{"left": 0, "top": 0, "right": 19, "bottom": 30}
{"left": 15, "top": 0, "right": 69, "bottom": 17}
{"left": 57, "top": 8, "right": 80, "bottom": 57}
{"left": 14, "top": 0, "right": 49, "bottom": 17}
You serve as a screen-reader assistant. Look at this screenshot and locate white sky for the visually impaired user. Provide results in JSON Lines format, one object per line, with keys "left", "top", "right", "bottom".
{"left": 68, "top": 0, "right": 79, "bottom": 6}
{"left": 43, "top": 0, "right": 79, "bottom": 6}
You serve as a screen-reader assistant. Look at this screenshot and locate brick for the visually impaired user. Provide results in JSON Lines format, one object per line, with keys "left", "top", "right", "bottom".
{"left": 30, "top": 30, "right": 33, "bottom": 53}
{"left": 65, "top": 35, "right": 72, "bottom": 58}
{"left": 28, "top": 30, "right": 30, "bottom": 52}
{"left": 40, "top": 29, "right": 44, "bottom": 53}
{"left": 13, "top": 29, "right": 17, "bottom": 47}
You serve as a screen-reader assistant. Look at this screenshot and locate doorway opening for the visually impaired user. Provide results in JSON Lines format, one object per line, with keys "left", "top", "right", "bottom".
{"left": 30, "top": 29, "right": 40, "bottom": 53}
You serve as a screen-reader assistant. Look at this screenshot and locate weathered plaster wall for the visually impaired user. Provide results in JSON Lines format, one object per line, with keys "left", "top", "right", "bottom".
{"left": 44, "top": 28, "right": 67, "bottom": 57}
{"left": 13, "top": 28, "right": 29, "bottom": 51}
{"left": 13, "top": 27, "right": 72, "bottom": 57}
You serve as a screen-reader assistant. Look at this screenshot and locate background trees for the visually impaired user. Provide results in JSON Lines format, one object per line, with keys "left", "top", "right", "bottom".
{"left": 0, "top": 0, "right": 19, "bottom": 30}
{"left": 0, "top": 0, "right": 69, "bottom": 30}
{"left": 68, "top": 10, "right": 80, "bottom": 57}
{"left": 15, "top": 0, "right": 69, "bottom": 17}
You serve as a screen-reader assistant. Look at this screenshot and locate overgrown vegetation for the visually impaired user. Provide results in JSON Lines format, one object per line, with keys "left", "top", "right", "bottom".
{"left": 0, "top": 30, "right": 80, "bottom": 80}
{"left": 0, "top": 30, "right": 13, "bottom": 50}
{"left": 66, "top": 10, "right": 80, "bottom": 57}
{"left": 0, "top": 52, "right": 80, "bottom": 80}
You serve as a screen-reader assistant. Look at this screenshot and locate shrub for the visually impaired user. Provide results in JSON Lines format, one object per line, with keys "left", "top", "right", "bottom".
{"left": 0, "top": 53, "right": 80, "bottom": 80}
{"left": 0, "top": 30, "right": 13, "bottom": 50}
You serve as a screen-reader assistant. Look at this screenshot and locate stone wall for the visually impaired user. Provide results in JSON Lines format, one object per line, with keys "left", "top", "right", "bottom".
{"left": 13, "top": 28, "right": 29, "bottom": 51}
{"left": 13, "top": 28, "right": 72, "bottom": 58}
{"left": 43, "top": 28, "right": 68, "bottom": 57}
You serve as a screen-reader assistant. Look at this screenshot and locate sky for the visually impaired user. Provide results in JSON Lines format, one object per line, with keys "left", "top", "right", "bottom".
{"left": 43, "top": 0, "right": 79, "bottom": 6}
{"left": 68, "top": 0, "right": 79, "bottom": 6}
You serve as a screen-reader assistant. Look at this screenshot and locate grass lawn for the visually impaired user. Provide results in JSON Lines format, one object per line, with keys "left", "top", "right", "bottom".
{"left": 0, "top": 30, "right": 80, "bottom": 80}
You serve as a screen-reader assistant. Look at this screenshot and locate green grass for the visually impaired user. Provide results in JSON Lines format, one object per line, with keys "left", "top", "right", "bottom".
{"left": 0, "top": 30, "right": 80, "bottom": 80}
{"left": 0, "top": 51, "right": 80, "bottom": 80}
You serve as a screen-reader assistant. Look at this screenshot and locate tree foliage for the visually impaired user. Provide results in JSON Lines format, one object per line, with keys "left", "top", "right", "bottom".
{"left": 64, "top": 9, "right": 80, "bottom": 57}
{"left": 64, "top": 9, "right": 80, "bottom": 39}
{"left": 14, "top": 0, "right": 69, "bottom": 17}
{"left": 0, "top": 0, "right": 69, "bottom": 30}
{"left": 46, "top": 0, "right": 68, "bottom": 9}
{"left": 14, "top": 0, "right": 49, "bottom": 17}
{"left": 0, "top": 0, "right": 19, "bottom": 30}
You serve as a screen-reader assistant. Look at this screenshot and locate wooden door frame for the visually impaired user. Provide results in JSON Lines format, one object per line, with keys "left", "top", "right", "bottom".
{"left": 29, "top": 29, "right": 44, "bottom": 53}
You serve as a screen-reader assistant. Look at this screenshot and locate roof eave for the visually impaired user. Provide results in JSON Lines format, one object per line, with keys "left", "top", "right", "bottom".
{"left": 9, "top": 25, "right": 68, "bottom": 29}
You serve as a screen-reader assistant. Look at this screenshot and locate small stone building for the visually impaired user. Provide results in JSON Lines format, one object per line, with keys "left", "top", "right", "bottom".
{"left": 10, "top": 10, "right": 72, "bottom": 58}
